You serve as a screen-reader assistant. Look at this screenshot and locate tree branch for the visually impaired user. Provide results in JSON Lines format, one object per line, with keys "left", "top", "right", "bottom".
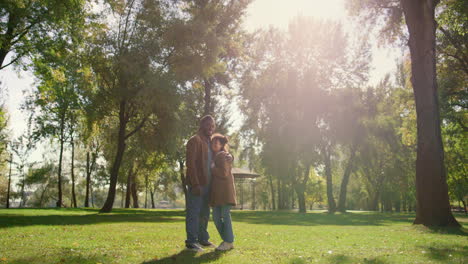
{"left": 0, "top": 53, "right": 23, "bottom": 70}
{"left": 125, "top": 115, "right": 148, "bottom": 140}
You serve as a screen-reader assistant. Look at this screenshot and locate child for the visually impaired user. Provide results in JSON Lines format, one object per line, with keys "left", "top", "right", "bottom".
{"left": 209, "top": 133, "right": 237, "bottom": 251}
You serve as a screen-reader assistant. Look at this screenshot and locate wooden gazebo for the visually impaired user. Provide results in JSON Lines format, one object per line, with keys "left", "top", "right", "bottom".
{"left": 232, "top": 168, "right": 260, "bottom": 210}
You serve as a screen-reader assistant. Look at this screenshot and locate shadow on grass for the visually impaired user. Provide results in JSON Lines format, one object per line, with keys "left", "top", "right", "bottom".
{"left": 0, "top": 208, "right": 186, "bottom": 229}
{"left": 426, "top": 225, "right": 468, "bottom": 236}
{"left": 3, "top": 248, "right": 113, "bottom": 264}
{"left": 410, "top": 224, "right": 468, "bottom": 237}
{"left": 141, "top": 249, "right": 228, "bottom": 264}
{"left": 418, "top": 244, "right": 468, "bottom": 263}
{"left": 325, "top": 254, "right": 389, "bottom": 264}
{"left": 1, "top": 208, "right": 467, "bottom": 232}
{"left": 231, "top": 210, "right": 415, "bottom": 227}
{"left": 288, "top": 255, "right": 391, "bottom": 264}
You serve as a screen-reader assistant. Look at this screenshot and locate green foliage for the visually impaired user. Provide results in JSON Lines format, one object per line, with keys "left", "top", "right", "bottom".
{"left": 437, "top": 0, "right": 468, "bottom": 37}
{"left": 0, "top": 0, "right": 88, "bottom": 70}
{"left": 345, "top": 0, "right": 405, "bottom": 44}
{"left": 168, "top": 0, "right": 250, "bottom": 81}
{"left": 436, "top": 0, "right": 468, "bottom": 207}
{"left": 24, "top": 163, "right": 56, "bottom": 207}
{"left": 0, "top": 101, "right": 8, "bottom": 206}
{"left": 353, "top": 78, "right": 416, "bottom": 211}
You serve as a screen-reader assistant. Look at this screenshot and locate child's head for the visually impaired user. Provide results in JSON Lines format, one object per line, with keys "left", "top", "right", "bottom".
{"left": 211, "top": 133, "right": 229, "bottom": 153}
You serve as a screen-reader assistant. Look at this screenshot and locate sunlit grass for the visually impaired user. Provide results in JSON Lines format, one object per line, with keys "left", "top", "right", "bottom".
{"left": 0, "top": 208, "right": 466, "bottom": 263}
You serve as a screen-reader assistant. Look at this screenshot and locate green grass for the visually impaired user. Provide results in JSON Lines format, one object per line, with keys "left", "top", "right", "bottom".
{"left": 0, "top": 208, "right": 466, "bottom": 264}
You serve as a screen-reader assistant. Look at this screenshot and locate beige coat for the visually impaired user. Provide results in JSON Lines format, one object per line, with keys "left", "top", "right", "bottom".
{"left": 209, "top": 151, "right": 237, "bottom": 207}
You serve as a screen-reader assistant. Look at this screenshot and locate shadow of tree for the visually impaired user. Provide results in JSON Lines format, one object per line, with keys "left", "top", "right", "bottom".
{"left": 231, "top": 210, "right": 416, "bottom": 227}
{"left": 0, "top": 209, "right": 186, "bottom": 229}
{"left": 141, "top": 249, "right": 228, "bottom": 264}
{"left": 326, "top": 254, "right": 389, "bottom": 264}
{"left": 426, "top": 225, "right": 468, "bottom": 236}
{"left": 1, "top": 209, "right": 466, "bottom": 232}
{"left": 418, "top": 244, "right": 468, "bottom": 263}
{"left": 3, "top": 248, "right": 113, "bottom": 264}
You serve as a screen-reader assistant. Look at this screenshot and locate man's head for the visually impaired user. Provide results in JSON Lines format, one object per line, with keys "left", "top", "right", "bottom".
{"left": 199, "top": 115, "right": 215, "bottom": 137}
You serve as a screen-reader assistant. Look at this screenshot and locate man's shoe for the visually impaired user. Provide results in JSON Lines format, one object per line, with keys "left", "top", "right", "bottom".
{"left": 199, "top": 241, "right": 216, "bottom": 248}
{"left": 216, "top": 241, "right": 234, "bottom": 251}
{"left": 185, "top": 243, "right": 204, "bottom": 252}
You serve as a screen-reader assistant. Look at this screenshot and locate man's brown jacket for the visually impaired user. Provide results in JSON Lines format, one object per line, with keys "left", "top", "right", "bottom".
{"left": 185, "top": 131, "right": 210, "bottom": 187}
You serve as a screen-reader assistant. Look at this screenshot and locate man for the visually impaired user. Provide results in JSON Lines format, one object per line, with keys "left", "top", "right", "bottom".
{"left": 184, "top": 115, "right": 217, "bottom": 252}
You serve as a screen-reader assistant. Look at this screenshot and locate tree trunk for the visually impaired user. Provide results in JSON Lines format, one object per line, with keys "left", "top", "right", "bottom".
{"left": 91, "top": 184, "right": 94, "bottom": 207}
{"left": 56, "top": 115, "right": 65, "bottom": 208}
{"left": 85, "top": 152, "right": 91, "bottom": 207}
{"left": 6, "top": 153, "right": 12, "bottom": 208}
{"left": 70, "top": 138, "right": 77, "bottom": 208}
{"left": 401, "top": 0, "right": 459, "bottom": 227}
{"left": 125, "top": 163, "right": 134, "bottom": 208}
{"left": 291, "top": 189, "right": 295, "bottom": 209}
{"left": 240, "top": 180, "right": 244, "bottom": 210}
{"left": 84, "top": 151, "right": 97, "bottom": 207}
{"left": 384, "top": 197, "right": 392, "bottom": 212}
{"left": 337, "top": 144, "right": 357, "bottom": 213}
{"left": 100, "top": 100, "right": 128, "bottom": 213}
{"left": 268, "top": 174, "right": 276, "bottom": 210}
{"left": 144, "top": 174, "right": 148, "bottom": 208}
{"left": 120, "top": 183, "right": 124, "bottom": 208}
{"left": 277, "top": 178, "right": 281, "bottom": 209}
{"left": 395, "top": 198, "right": 401, "bottom": 212}
{"left": 369, "top": 191, "right": 380, "bottom": 211}
{"left": 131, "top": 171, "right": 139, "bottom": 208}
{"left": 150, "top": 188, "right": 155, "bottom": 209}
{"left": 18, "top": 167, "right": 25, "bottom": 208}
{"left": 203, "top": 78, "right": 213, "bottom": 116}
{"left": 296, "top": 165, "right": 310, "bottom": 213}
{"left": 179, "top": 159, "right": 188, "bottom": 209}
{"left": 296, "top": 190, "right": 306, "bottom": 213}
{"left": 324, "top": 146, "right": 336, "bottom": 213}
{"left": 251, "top": 180, "right": 256, "bottom": 210}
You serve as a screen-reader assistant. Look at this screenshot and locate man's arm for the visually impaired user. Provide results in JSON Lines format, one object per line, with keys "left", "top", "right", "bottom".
{"left": 186, "top": 138, "right": 201, "bottom": 195}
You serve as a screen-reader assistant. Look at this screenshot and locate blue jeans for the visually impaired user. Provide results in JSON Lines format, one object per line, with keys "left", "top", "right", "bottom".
{"left": 185, "top": 185, "right": 211, "bottom": 244}
{"left": 212, "top": 205, "right": 234, "bottom": 243}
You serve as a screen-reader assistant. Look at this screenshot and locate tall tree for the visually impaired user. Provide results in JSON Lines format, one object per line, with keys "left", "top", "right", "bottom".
{"left": 27, "top": 46, "right": 83, "bottom": 207}
{"left": 348, "top": 0, "right": 459, "bottom": 226}
{"left": 11, "top": 134, "right": 34, "bottom": 207}
{"left": 401, "top": 0, "right": 458, "bottom": 226}
{"left": 89, "top": 0, "right": 180, "bottom": 213}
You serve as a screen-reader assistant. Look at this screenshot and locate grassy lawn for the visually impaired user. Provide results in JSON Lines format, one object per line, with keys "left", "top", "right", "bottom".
{"left": 0, "top": 208, "right": 466, "bottom": 264}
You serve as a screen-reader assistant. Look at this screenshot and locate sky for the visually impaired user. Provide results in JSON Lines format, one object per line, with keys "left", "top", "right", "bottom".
{"left": 0, "top": 0, "right": 401, "bottom": 174}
